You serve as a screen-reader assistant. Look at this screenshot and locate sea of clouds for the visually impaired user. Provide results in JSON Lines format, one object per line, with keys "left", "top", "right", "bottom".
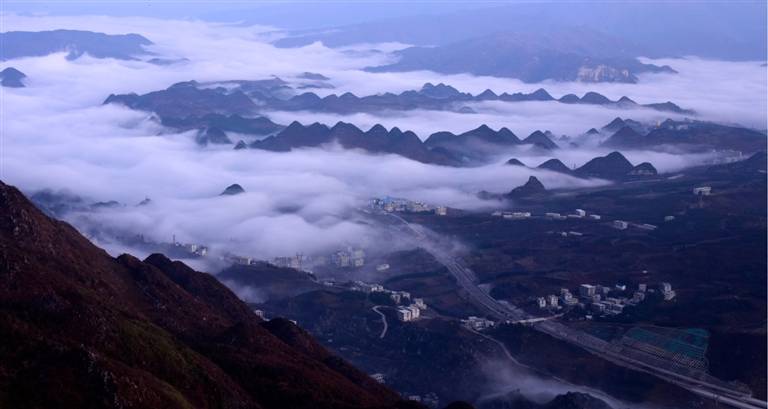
{"left": 1, "top": 13, "right": 765, "bottom": 263}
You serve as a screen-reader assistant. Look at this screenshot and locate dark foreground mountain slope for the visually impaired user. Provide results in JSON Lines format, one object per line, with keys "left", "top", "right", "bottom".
{"left": 0, "top": 181, "right": 410, "bottom": 409}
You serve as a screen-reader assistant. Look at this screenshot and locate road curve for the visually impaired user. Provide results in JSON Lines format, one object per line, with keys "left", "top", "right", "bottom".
{"left": 372, "top": 306, "right": 388, "bottom": 339}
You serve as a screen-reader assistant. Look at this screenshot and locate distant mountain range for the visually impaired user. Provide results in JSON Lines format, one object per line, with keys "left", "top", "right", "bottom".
{"left": 251, "top": 122, "right": 560, "bottom": 166}
{"left": 105, "top": 81, "right": 260, "bottom": 118}
{"left": 270, "top": 83, "right": 693, "bottom": 115}
{"left": 103, "top": 81, "right": 763, "bottom": 164}
{"left": 274, "top": 3, "right": 766, "bottom": 61}
{"left": 106, "top": 79, "right": 694, "bottom": 117}
{"left": 505, "top": 151, "right": 657, "bottom": 181}
{"left": 367, "top": 31, "right": 676, "bottom": 83}
{"left": 163, "top": 113, "right": 284, "bottom": 141}
{"left": 0, "top": 180, "right": 411, "bottom": 409}
{"left": 601, "top": 117, "right": 648, "bottom": 134}
{"left": 0, "top": 30, "right": 152, "bottom": 61}
{"left": 480, "top": 151, "right": 657, "bottom": 200}
{"left": 0, "top": 67, "right": 25, "bottom": 87}
{"left": 103, "top": 80, "right": 692, "bottom": 143}
{"left": 602, "top": 119, "right": 767, "bottom": 152}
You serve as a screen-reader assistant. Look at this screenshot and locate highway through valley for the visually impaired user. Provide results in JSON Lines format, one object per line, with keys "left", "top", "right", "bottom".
{"left": 383, "top": 212, "right": 767, "bottom": 409}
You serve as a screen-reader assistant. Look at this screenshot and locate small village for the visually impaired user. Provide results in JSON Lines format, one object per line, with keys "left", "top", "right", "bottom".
{"left": 491, "top": 184, "right": 713, "bottom": 236}
{"left": 321, "top": 279, "right": 429, "bottom": 322}
{"left": 535, "top": 281, "right": 676, "bottom": 318}
{"left": 369, "top": 196, "right": 448, "bottom": 216}
{"left": 169, "top": 186, "right": 713, "bottom": 274}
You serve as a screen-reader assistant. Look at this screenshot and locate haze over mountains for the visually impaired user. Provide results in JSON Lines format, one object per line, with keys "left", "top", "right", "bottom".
{"left": 101, "top": 75, "right": 768, "bottom": 164}
{"left": 104, "top": 78, "right": 694, "bottom": 118}
{"left": 272, "top": 2, "right": 766, "bottom": 61}
{"left": 504, "top": 151, "right": 658, "bottom": 181}
{"left": 248, "top": 122, "right": 561, "bottom": 166}
{"left": 0, "top": 4, "right": 766, "bottom": 409}
{"left": 5, "top": 1, "right": 766, "bottom": 62}
{"left": 270, "top": 83, "right": 693, "bottom": 114}
{"left": 601, "top": 119, "right": 766, "bottom": 152}
{"left": 367, "top": 30, "right": 676, "bottom": 83}
{"left": 270, "top": 3, "right": 766, "bottom": 84}
{"left": 0, "top": 29, "right": 152, "bottom": 60}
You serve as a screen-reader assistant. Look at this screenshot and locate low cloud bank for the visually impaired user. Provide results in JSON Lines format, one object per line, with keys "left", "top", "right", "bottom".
{"left": 4, "top": 98, "right": 608, "bottom": 260}
{"left": 0, "top": 13, "right": 756, "bottom": 263}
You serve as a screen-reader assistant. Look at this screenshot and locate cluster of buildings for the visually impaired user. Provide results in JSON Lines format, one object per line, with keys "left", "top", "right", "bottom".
{"left": 492, "top": 211, "right": 531, "bottom": 219}
{"left": 613, "top": 220, "right": 629, "bottom": 230}
{"left": 537, "top": 282, "right": 676, "bottom": 317}
{"left": 660, "top": 282, "right": 677, "bottom": 300}
{"left": 397, "top": 303, "right": 424, "bottom": 322}
{"left": 371, "top": 373, "right": 386, "bottom": 383}
{"left": 461, "top": 316, "right": 495, "bottom": 331}
{"left": 330, "top": 247, "right": 366, "bottom": 268}
{"left": 228, "top": 254, "right": 255, "bottom": 266}
{"left": 272, "top": 254, "right": 304, "bottom": 269}
{"left": 269, "top": 247, "right": 367, "bottom": 271}
{"left": 693, "top": 186, "right": 712, "bottom": 196}
{"left": 491, "top": 208, "right": 602, "bottom": 221}
{"left": 489, "top": 207, "right": 667, "bottom": 235}
{"left": 405, "top": 393, "right": 440, "bottom": 408}
{"left": 345, "top": 280, "right": 427, "bottom": 322}
{"left": 547, "top": 208, "right": 600, "bottom": 220}
{"left": 177, "top": 242, "right": 209, "bottom": 257}
{"left": 370, "top": 196, "right": 447, "bottom": 216}
{"left": 170, "top": 237, "right": 209, "bottom": 257}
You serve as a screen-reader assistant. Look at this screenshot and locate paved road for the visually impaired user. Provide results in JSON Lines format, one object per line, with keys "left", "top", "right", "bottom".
{"left": 371, "top": 306, "right": 388, "bottom": 339}
{"left": 510, "top": 314, "right": 563, "bottom": 324}
{"left": 383, "top": 212, "right": 767, "bottom": 409}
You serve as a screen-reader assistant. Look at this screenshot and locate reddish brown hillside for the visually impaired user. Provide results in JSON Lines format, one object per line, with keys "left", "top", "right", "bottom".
{"left": 0, "top": 180, "right": 410, "bottom": 409}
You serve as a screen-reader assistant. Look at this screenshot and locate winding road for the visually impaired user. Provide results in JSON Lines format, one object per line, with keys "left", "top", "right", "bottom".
{"left": 372, "top": 306, "right": 388, "bottom": 339}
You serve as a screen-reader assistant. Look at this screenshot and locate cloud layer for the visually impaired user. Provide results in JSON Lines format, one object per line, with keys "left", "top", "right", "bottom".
{"left": 1, "top": 13, "right": 762, "bottom": 264}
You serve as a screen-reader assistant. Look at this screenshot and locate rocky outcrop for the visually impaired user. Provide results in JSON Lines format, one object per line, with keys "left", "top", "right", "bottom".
{"left": 522, "top": 131, "right": 559, "bottom": 150}
{"left": 574, "top": 152, "right": 635, "bottom": 180}
{"left": 537, "top": 158, "right": 572, "bottom": 174}
{"left": 221, "top": 184, "right": 245, "bottom": 195}
{"left": 0, "top": 67, "right": 26, "bottom": 87}
{"left": 506, "top": 158, "right": 527, "bottom": 167}
{"left": 506, "top": 176, "right": 548, "bottom": 199}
